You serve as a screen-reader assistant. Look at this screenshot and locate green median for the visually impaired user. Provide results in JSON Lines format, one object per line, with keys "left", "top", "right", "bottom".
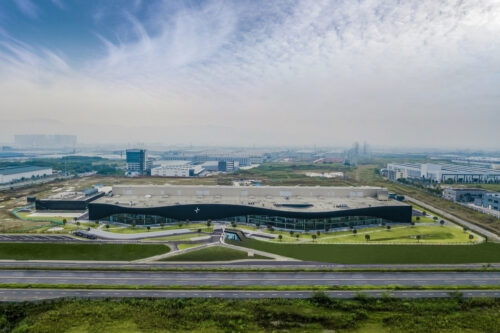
{"left": 1, "top": 283, "right": 499, "bottom": 291}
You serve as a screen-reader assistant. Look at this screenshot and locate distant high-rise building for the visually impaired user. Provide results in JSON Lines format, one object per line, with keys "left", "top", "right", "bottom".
{"left": 126, "top": 149, "right": 147, "bottom": 175}
{"left": 14, "top": 134, "right": 77, "bottom": 148}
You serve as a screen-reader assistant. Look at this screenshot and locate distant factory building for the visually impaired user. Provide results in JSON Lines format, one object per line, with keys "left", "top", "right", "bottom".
{"left": 126, "top": 149, "right": 150, "bottom": 176}
{"left": 200, "top": 161, "right": 219, "bottom": 172}
{"left": 151, "top": 164, "right": 204, "bottom": 177}
{"left": 481, "top": 193, "right": 500, "bottom": 211}
{"left": 443, "top": 188, "right": 487, "bottom": 203}
{"left": 387, "top": 163, "right": 500, "bottom": 183}
{"left": 0, "top": 166, "right": 53, "bottom": 184}
{"left": 218, "top": 160, "right": 239, "bottom": 172}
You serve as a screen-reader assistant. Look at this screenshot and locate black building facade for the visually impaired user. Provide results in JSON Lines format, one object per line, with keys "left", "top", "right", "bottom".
{"left": 88, "top": 202, "right": 412, "bottom": 230}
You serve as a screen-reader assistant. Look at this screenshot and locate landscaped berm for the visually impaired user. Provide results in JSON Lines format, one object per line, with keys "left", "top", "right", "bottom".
{"left": 228, "top": 239, "right": 500, "bottom": 264}
{"left": 0, "top": 243, "right": 169, "bottom": 261}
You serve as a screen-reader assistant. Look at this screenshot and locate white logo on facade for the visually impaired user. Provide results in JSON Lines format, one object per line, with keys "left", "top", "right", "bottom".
{"left": 194, "top": 207, "right": 200, "bottom": 214}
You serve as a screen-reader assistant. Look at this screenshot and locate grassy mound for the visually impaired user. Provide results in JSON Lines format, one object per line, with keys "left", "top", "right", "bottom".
{"left": 0, "top": 243, "right": 169, "bottom": 261}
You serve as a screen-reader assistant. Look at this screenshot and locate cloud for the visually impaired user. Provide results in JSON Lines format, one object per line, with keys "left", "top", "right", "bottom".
{"left": 51, "top": 0, "right": 65, "bottom": 10}
{"left": 13, "top": 0, "right": 39, "bottom": 19}
{"left": 0, "top": 0, "right": 499, "bottom": 149}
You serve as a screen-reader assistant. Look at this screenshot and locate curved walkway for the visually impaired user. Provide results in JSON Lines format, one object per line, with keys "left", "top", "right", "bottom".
{"left": 87, "top": 228, "right": 191, "bottom": 240}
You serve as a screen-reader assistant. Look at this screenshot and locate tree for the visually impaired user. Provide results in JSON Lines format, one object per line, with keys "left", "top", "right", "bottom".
{"left": 422, "top": 211, "right": 427, "bottom": 216}
{"left": 365, "top": 234, "right": 370, "bottom": 241}
{"left": 231, "top": 221, "right": 237, "bottom": 228}
{"left": 207, "top": 220, "right": 212, "bottom": 227}
{"left": 105, "top": 224, "right": 110, "bottom": 230}
{"left": 312, "top": 234, "right": 317, "bottom": 242}
{"left": 197, "top": 228, "right": 202, "bottom": 233}
{"left": 469, "top": 234, "right": 474, "bottom": 240}
{"left": 386, "top": 225, "right": 391, "bottom": 230}
{"left": 278, "top": 235, "right": 283, "bottom": 242}
{"left": 160, "top": 223, "right": 165, "bottom": 229}
{"left": 178, "top": 222, "right": 183, "bottom": 227}
{"left": 289, "top": 230, "right": 294, "bottom": 236}
{"left": 352, "top": 229, "right": 357, "bottom": 235}
{"left": 62, "top": 219, "right": 67, "bottom": 226}
{"left": 416, "top": 216, "right": 420, "bottom": 221}
{"left": 131, "top": 222, "right": 136, "bottom": 229}
{"left": 463, "top": 226, "right": 468, "bottom": 232}
{"left": 433, "top": 216, "right": 438, "bottom": 221}
{"left": 440, "top": 219, "right": 445, "bottom": 226}
{"left": 147, "top": 226, "right": 151, "bottom": 231}
{"left": 324, "top": 226, "right": 330, "bottom": 233}
{"left": 416, "top": 234, "right": 421, "bottom": 242}
{"left": 316, "top": 230, "right": 321, "bottom": 237}
{"left": 295, "top": 234, "right": 300, "bottom": 240}
{"left": 76, "top": 221, "right": 80, "bottom": 226}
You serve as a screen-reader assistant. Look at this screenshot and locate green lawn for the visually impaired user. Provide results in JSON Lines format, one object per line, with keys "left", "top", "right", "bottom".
{"left": 412, "top": 216, "right": 435, "bottom": 223}
{"left": 162, "top": 246, "right": 269, "bottom": 261}
{"left": 177, "top": 243, "right": 201, "bottom": 250}
{"left": 237, "top": 225, "right": 473, "bottom": 244}
{"left": 5, "top": 297, "right": 500, "bottom": 332}
{"left": 141, "top": 234, "right": 200, "bottom": 242}
{"left": 0, "top": 243, "right": 169, "bottom": 261}
{"left": 229, "top": 239, "right": 500, "bottom": 264}
{"left": 315, "top": 225, "right": 476, "bottom": 244}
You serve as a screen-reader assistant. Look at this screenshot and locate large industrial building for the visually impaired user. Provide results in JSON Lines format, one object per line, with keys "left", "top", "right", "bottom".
{"left": 88, "top": 185, "right": 411, "bottom": 230}
{"left": 0, "top": 166, "right": 53, "bottom": 184}
{"left": 387, "top": 163, "right": 500, "bottom": 183}
{"left": 34, "top": 187, "right": 105, "bottom": 211}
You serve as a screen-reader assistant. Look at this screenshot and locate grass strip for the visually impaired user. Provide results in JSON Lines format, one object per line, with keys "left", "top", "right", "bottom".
{"left": 0, "top": 242, "right": 170, "bottom": 261}
{"left": 0, "top": 283, "right": 499, "bottom": 291}
{"left": 0, "top": 266, "right": 499, "bottom": 273}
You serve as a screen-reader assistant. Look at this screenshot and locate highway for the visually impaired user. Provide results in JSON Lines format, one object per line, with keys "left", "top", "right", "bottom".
{"left": 1, "top": 289, "right": 500, "bottom": 301}
{"left": 1, "top": 260, "right": 499, "bottom": 270}
{"left": 1, "top": 270, "right": 500, "bottom": 286}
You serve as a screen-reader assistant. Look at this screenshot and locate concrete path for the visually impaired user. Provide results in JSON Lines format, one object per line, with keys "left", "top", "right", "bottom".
{"left": 405, "top": 196, "right": 500, "bottom": 242}
{"left": 86, "top": 228, "right": 192, "bottom": 240}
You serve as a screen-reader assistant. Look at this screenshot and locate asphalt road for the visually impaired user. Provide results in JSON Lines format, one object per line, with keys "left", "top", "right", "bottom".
{"left": 1, "top": 289, "right": 499, "bottom": 301}
{"left": 1, "top": 270, "right": 500, "bottom": 286}
{"left": 1, "top": 260, "right": 499, "bottom": 270}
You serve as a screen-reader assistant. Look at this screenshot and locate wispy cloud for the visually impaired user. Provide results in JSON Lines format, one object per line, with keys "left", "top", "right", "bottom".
{"left": 0, "top": 0, "right": 499, "bottom": 148}
{"left": 13, "top": 0, "right": 39, "bottom": 19}
{"left": 51, "top": 0, "right": 65, "bottom": 10}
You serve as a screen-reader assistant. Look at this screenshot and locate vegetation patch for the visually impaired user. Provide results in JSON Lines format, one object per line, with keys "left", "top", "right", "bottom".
{"left": 229, "top": 239, "right": 500, "bottom": 264}
{"left": 2, "top": 297, "right": 500, "bottom": 332}
{"left": 0, "top": 243, "right": 169, "bottom": 261}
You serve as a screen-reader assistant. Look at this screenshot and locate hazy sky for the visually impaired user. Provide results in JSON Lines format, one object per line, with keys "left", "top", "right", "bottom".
{"left": 0, "top": 0, "right": 499, "bottom": 149}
